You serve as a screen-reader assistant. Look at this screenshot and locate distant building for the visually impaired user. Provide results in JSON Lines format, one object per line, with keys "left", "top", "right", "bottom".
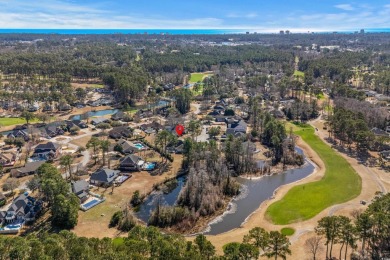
{"left": 280, "top": 30, "right": 285, "bottom": 35}
{"left": 360, "top": 29, "right": 365, "bottom": 34}
{"left": 285, "top": 30, "right": 290, "bottom": 35}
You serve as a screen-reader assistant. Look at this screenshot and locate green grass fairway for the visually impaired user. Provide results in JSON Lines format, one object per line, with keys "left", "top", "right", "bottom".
{"left": 0, "top": 117, "right": 39, "bottom": 127}
{"left": 189, "top": 73, "right": 205, "bottom": 83}
{"left": 294, "top": 70, "right": 305, "bottom": 78}
{"left": 281, "top": 227, "right": 295, "bottom": 236}
{"left": 266, "top": 124, "right": 361, "bottom": 225}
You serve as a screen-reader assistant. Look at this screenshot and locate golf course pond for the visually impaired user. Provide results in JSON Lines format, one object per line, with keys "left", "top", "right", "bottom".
{"left": 135, "top": 147, "right": 316, "bottom": 235}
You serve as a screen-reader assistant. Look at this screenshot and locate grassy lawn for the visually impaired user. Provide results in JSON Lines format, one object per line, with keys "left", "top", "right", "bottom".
{"left": 0, "top": 117, "right": 39, "bottom": 127}
{"left": 266, "top": 123, "right": 361, "bottom": 225}
{"left": 191, "top": 83, "right": 204, "bottom": 95}
{"left": 189, "top": 73, "right": 205, "bottom": 83}
{"left": 293, "top": 70, "right": 305, "bottom": 78}
{"left": 281, "top": 227, "right": 295, "bottom": 236}
{"left": 91, "top": 84, "right": 104, "bottom": 88}
{"left": 113, "top": 237, "right": 125, "bottom": 246}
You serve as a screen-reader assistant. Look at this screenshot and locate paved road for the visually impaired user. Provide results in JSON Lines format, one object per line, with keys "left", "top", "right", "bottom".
{"left": 196, "top": 125, "right": 209, "bottom": 142}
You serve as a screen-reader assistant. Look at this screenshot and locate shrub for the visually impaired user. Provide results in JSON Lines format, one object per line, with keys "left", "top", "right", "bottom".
{"left": 110, "top": 121, "right": 123, "bottom": 127}
{"left": 96, "top": 123, "right": 111, "bottom": 130}
{"left": 118, "top": 213, "right": 136, "bottom": 232}
{"left": 130, "top": 190, "right": 143, "bottom": 207}
{"left": 109, "top": 211, "right": 123, "bottom": 228}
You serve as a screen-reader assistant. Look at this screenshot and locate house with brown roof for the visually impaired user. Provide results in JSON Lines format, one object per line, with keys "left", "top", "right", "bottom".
{"left": 0, "top": 152, "right": 17, "bottom": 166}
{"left": 11, "top": 161, "right": 45, "bottom": 178}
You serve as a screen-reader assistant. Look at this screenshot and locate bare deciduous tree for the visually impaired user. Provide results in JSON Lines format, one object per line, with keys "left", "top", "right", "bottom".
{"left": 305, "top": 236, "right": 323, "bottom": 260}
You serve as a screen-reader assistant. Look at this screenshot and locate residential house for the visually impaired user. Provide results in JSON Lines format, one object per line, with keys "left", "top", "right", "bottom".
{"left": 69, "top": 120, "right": 88, "bottom": 129}
{"left": 0, "top": 152, "right": 17, "bottom": 166}
{"left": 27, "top": 102, "right": 40, "bottom": 112}
{"left": 11, "top": 161, "right": 45, "bottom": 178}
{"left": 140, "top": 121, "right": 164, "bottom": 134}
{"left": 163, "top": 83, "right": 175, "bottom": 91}
{"left": 0, "top": 194, "right": 42, "bottom": 225}
{"left": 32, "top": 142, "right": 62, "bottom": 161}
{"left": 115, "top": 139, "right": 139, "bottom": 154}
{"left": 111, "top": 111, "right": 127, "bottom": 121}
{"left": 380, "top": 150, "right": 390, "bottom": 162}
{"left": 270, "top": 109, "right": 285, "bottom": 119}
{"left": 42, "top": 123, "right": 65, "bottom": 138}
{"left": 89, "top": 168, "right": 120, "bottom": 186}
{"left": 42, "top": 104, "right": 53, "bottom": 112}
{"left": 213, "top": 105, "right": 226, "bottom": 113}
{"left": 71, "top": 180, "right": 89, "bottom": 202}
{"left": 58, "top": 103, "right": 72, "bottom": 111}
{"left": 109, "top": 126, "right": 133, "bottom": 139}
{"left": 7, "top": 130, "right": 29, "bottom": 141}
{"left": 119, "top": 154, "right": 144, "bottom": 171}
{"left": 91, "top": 117, "right": 110, "bottom": 125}
{"left": 166, "top": 140, "right": 184, "bottom": 154}
{"left": 226, "top": 119, "right": 247, "bottom": 136}
{"left": 214, "top": 115, "right": 229, "bottom": 123}
{"left": 371, "top": 127, "right": 389, "bottom": 137}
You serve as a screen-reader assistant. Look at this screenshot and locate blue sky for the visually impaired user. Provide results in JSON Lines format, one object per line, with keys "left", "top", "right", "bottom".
{"left": 1, "top": 0, "right": 390, "bottom": 31}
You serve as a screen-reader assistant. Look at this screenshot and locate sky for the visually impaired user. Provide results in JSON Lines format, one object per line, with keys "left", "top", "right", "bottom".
{"left": 0, "top": 0, "right": 390, "bottom": 32}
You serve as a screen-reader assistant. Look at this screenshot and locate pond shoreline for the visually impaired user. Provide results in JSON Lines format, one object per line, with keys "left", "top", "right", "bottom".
{"left": 135, "top": 146, "right": 316, "bottom": 236}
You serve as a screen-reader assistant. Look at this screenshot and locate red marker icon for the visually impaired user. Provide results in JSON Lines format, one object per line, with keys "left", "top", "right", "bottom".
{"left": 175, "top": 124, "right": 184, "bottom": 136}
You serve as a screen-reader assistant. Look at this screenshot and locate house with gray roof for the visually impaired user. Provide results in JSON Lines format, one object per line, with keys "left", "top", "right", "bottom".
{"left": 71, "top": 180, "right": 89, "bottom": 202}
{"left": 0, "top": 194, "right": 42, "bottom": 225}
{"left": 90, "top": 168, "right": 120, "bottom": 187}
{"left": 226, "top": 119, "right": 247, "bottom": 136}
{"left": 32, "top": 142, "right": 62, "bottom": 161}
{"left": 119, "top": 154, "right": 144, "bottom": 171}
{"left": 7, "top": 130, "right": 29, "bottom": 141}
{"left": 91, "top": 117, "right": 110, "bottom": 125}
{"left": 371, "top": 127, "right": 389, "bottom": 137}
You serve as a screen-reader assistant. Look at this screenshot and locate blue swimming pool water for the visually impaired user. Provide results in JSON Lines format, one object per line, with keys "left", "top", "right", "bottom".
{"left": 144, "top": 162, "right": 156, "bottom": 170}
{"left": 82, "top": 199, "right": 100, "bottom": 209}
{"left": 6, "top": 224, "right": 21, "bottom": 229}
{"left": 134, "top": 143, "right": 146, "bottom": 149}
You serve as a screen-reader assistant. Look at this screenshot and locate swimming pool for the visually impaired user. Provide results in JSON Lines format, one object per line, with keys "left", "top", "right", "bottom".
{"left": 80, "top": 198, "right": 103, "bottom": 211}
{"left": 116, "top": 175, "right": 129, "bottom": 184}
{"left": 6, "top": 224, "right": 21, "bottom": 230}
{"left": 143, "top": 162, "right": 157, "bottom": 171}
{"left": 134, "top": 143, "right": 147, "bottom": 150}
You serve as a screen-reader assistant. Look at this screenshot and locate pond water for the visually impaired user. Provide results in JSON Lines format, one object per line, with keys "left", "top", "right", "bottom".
{"left": 136, "top": 147, "right": 316, "bottom": 235}
{"left": 205, "top": 156, "right": 314, "bottom": 235}
{"left": 69, "top": 109, "right": 118, "bottom": 120}
{"left": 136, "top": 175, "right": 186, "bottom": 223}
{"left": 139, "top": 100, "right": 171, "bottom": 110}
